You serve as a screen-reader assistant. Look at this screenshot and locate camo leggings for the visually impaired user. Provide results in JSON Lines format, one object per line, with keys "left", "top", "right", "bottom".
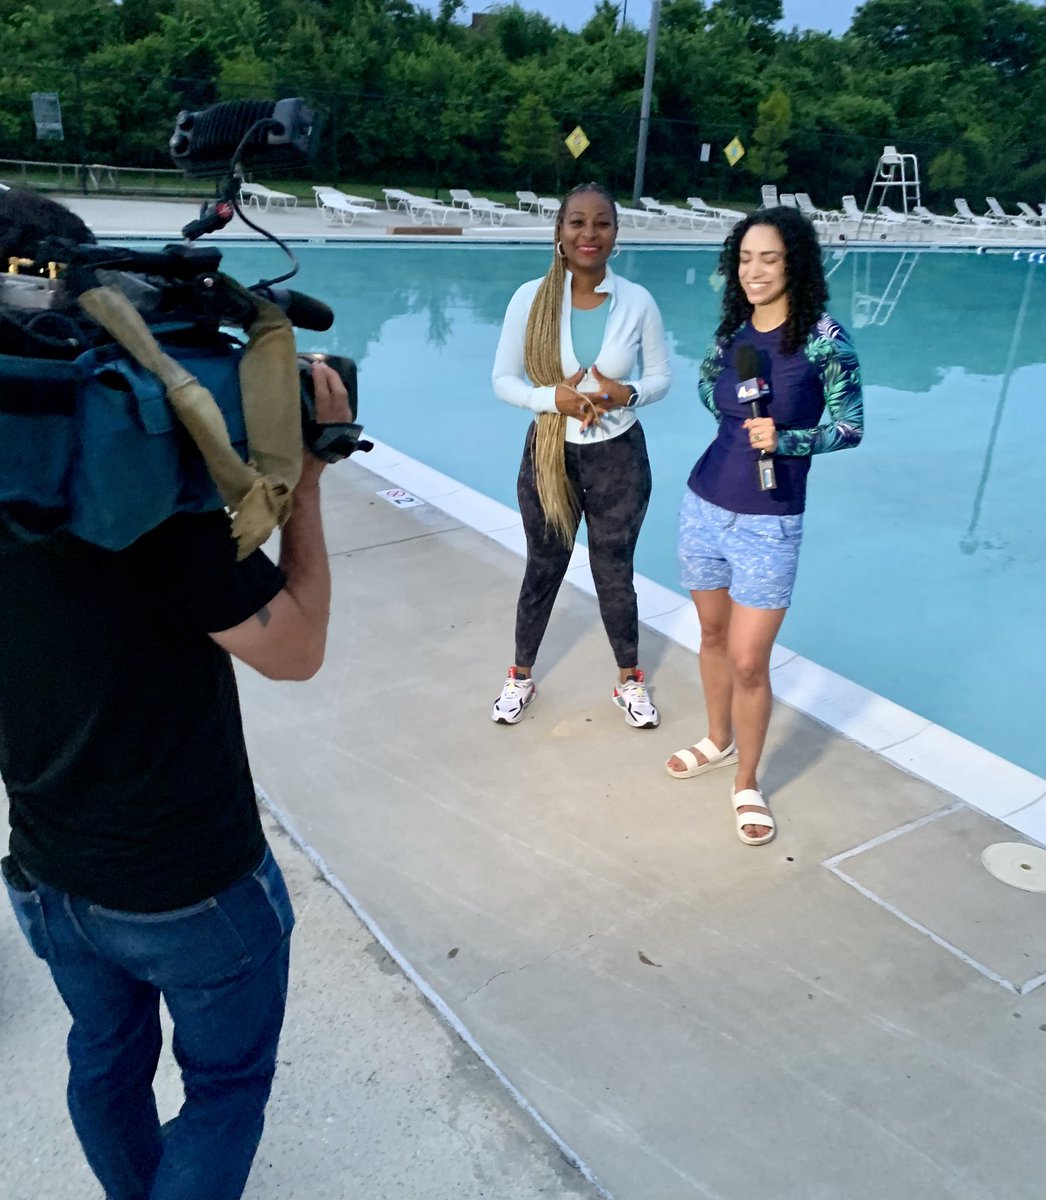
{"left": 514, "top": 421, "right": 651, "bottom": 670}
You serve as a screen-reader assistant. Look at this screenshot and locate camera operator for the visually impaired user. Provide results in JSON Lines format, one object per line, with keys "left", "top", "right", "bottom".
{"left": 0, "top": 190, "right": 346, "bottom": 1200}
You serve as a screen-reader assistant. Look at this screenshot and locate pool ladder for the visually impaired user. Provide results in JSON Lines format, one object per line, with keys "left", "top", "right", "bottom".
{"left": 851, "top": 251, "right": 919, "bottom": 327}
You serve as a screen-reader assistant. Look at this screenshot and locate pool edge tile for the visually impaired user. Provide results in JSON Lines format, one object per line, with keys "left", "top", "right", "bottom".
{"left": 643, "top": 604, "right": 701, "bottom": 653}
{"left": 635, "top": 578, "right": 687, "bottom": 621}
{"left": 769, "top": 655, "right": 930, "bottom": 750}
{"left": 880, "top": 726, "right": 1046, "bottom": 823}
{"left": 1003, "top": 797, "right": 1046, "bottom": 847}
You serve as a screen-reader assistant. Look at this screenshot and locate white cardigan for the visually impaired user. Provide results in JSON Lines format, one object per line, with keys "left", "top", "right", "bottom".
{"left": 491, "top": 267, "right": 671, "bottom": 445}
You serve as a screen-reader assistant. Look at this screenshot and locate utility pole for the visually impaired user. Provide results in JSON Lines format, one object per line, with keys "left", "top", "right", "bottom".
{"left": 631, "top": 0, "right": 661, "bottom": 208}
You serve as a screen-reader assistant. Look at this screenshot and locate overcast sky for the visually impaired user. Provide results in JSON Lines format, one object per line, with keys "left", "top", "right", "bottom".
{"left": 447, "top": 1, "right": 863, "bottom": 34}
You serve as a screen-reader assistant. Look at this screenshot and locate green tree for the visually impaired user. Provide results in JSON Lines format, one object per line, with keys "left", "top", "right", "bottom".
{"left": 709, "top": 0, "right": 782, "bottom": 25}
{"left": 746, "top": 87, "right": 791, "bottom": 180}
{"left": 928, "top": 147, "right": 967, "bottom": 192}
{"left": 660, "top": 0, "right": 706, "bottom": 37}
{"left": 848, "top": 0, "right": 985, "bottom": 67}
{"left": 502, "top": 92, "right": 558, "bottom": 188}
{"left": 487, "top": 3, "right": 558, "bottom": 60}
{"left": 218, "top": 48, "right": 277, "bottom": 101}
{"left": 581, "top": 0, "right": 620, "bottom": 43}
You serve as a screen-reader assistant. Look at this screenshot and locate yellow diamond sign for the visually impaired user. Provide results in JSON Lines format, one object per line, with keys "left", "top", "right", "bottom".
{"left": 565, "top": 126, "right": 590, "bottom": 159}
{"left": 724, "top": 136, "right": 746, "bottom": 167}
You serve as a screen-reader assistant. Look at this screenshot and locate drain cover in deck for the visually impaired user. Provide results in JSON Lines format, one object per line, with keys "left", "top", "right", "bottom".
{"left": 982, "top": 843, "right": 1046, "bottom": 893}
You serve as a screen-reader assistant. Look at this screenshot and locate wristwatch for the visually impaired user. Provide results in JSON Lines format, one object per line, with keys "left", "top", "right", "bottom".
{"left": 625, "top": 385, "right": 640, "bottom": 407}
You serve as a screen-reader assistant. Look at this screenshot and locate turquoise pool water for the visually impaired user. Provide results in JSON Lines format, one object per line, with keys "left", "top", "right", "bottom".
{"left": 214, "top": 243, "right": 1045, "bottom": 776}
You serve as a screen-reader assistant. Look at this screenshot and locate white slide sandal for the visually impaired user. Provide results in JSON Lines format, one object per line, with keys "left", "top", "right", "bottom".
{"left": 665, "top": 737, "right": 738, "bottom": 780}
{"left": 731, "top": 786, "right": 776, "bottom": 846}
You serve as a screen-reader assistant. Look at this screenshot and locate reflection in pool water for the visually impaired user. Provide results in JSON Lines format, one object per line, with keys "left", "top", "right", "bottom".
{"left": 215, "top": 243, "right": 1045, "bottom": 776}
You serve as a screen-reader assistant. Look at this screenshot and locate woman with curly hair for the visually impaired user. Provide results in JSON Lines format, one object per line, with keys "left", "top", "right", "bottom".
{"left": 490, "top": 182, "right": 671, "bottom": 727}
{"left": 665, "top": 206, "right": 863, "bottom": 844}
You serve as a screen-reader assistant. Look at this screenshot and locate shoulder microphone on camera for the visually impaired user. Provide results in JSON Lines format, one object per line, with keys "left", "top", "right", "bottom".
{"left": 169, "top": 99, "right": 321, "bottom": 179}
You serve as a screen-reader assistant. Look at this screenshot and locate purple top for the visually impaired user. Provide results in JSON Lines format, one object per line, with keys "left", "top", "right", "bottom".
{"left": 688, "top": 315, "right": 864, "bottom": 516}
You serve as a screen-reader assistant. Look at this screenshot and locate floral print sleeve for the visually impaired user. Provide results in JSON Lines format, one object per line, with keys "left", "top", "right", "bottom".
{"left": 776, "top": 315, "right": 864, "bottom": 457}
{"left": 698, "top": 339, "right": 726, "bottom": 422}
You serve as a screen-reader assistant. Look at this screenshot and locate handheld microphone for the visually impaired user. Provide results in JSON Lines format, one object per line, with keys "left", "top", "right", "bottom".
{"left": 734, "top": 344, "right": 776, "bottom": 491}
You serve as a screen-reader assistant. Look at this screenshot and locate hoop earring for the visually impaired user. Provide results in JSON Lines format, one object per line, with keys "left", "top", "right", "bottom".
{"left": 556, "top": 240, "right": 565, "bottom": 258}
{"left": 611, "top": 245, "right": 621, "bottom": 259}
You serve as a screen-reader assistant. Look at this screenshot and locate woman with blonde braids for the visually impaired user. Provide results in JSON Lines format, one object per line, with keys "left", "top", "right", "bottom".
{"left": 490, "top": 182, "right": 671, "bottom": 726}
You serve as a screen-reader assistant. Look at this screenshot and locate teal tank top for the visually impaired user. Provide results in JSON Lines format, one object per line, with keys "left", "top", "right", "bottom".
{"left": 569, "top": 301, "right": 610, "bottom": 368}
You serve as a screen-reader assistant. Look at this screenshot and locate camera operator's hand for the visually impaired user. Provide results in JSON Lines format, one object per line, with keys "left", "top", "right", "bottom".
{"left": 300, "top": 361, "right": 351, "bottom": 486}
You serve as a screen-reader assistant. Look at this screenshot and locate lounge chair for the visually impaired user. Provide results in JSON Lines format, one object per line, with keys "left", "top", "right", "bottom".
{"left": 449, "top": 189, "right": 474, "bottom": 209}
{"left": 381, "top": 188, "right": 455, "bottom": 225}
{"left": 313, "top": 187, "right": 378, "bottom": 226}
{"left": 536, "top": 197, "right": 560, "bottom": 219}
{"left": 760, "top": 184, "right": 778, "bottom": 208}
{"left": 795, "top": 193, "right": 842, "bottom": 225}
{"left": 841, "top": 194, "right": 904, "bottom": 234}
{"left": 239, "top": 182, "right": 297, "bottom": 210}
{"left": 662, "top": 203, "right": 715, "bottom": 229}
{"left": 841, "top": 195, "right": 866, "bottom": 224}
{"left": 910, "top": 205, "right": 967, "bottom": 230}
{"left": 615, "top": 203, "right": 654, "bottom": 229}
{"left": 638, "top": 196, "right": 668, "bottom": 214}
{"left": 516, "top": 190, "right": 540, "bottom": 212}
{"left": 986, "top": 196, "right": 1044, "bottom": 234}
{"left": 638, "top": 198, "right": 707, "bottom": 229}
{"left": 408, "top": 198, "right": 454, "bottom": 226}
{"left": 382, "top": 187, "right": 430, "bottom": 212}
{"left": 313, "top": 186, "right": 375, "bottom": 208}
{"left": 779, "top": 193, "right": 797, "bottom": 208}
{"left": 954, "top": 198, "right": 1004, "bottom": 231}
{"left": 467, "top": 198, "right": 508, "bottom": 225}
{"left": 1016, "top": 202, "right": 1046, "bottom": 225}
{"left": 876, "top": 204, "right": 910, "bottom": 225}
{"left": 686, "top": 197, "right": 744, "bottom": 226}
{"left": 985, "top": 196, "right": 1011, "bottom": 221}
{"left": 638, "top": 197, "right": 688, "bottom": 227}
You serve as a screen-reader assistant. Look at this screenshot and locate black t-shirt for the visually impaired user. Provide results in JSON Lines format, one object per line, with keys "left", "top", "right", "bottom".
{"left": 0, "top": 511, "right": 285, "bottom": 912}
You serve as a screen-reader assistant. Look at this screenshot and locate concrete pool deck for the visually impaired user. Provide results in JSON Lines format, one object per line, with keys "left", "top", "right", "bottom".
{"left": 2, "top": 196, "right": 1045, "bottom": 1200}
{"left": 54, "top": 192, "right": 1046, "bottom": 250}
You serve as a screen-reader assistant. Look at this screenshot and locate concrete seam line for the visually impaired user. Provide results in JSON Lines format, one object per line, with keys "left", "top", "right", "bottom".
{"left": 1019, "top": 970, "right": 1046, "bottom": 997}
{"left": 821, "top": 802, "right": 963, "bottom": 868}
{"left": 256, "top": 785, "right": 618, "bottom": 1200}
{"left": 825, "top": 864, "right": 1019, "bottom": 995}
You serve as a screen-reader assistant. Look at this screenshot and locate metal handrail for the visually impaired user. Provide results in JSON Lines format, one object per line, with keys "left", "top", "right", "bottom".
{"left": 0, "top": 158, "right": 208, "bottom": 196}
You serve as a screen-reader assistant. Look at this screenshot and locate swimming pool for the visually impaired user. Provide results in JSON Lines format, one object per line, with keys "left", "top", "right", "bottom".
{"left": 213, "top": 242, "right": 1045, "bottom": 776}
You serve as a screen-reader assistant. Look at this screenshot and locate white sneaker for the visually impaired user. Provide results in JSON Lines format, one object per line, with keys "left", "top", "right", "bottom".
{"left": 491, "top": 668, "right": 536, "bottom": 724}
{"left": 612, "top": 670, "right": 660, "bottom": 728}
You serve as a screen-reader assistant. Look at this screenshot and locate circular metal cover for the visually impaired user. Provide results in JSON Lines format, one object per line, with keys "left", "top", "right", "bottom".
{"left": 981, "top": 843, "right": 1046, "bottom": 893}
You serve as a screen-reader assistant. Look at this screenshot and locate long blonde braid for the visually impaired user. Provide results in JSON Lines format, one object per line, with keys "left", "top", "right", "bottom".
{"left": 522, "top": 182, "right": 619, "bottom": 545}
{"left": 523, "top": 245, "right": 575, "bottom": 544}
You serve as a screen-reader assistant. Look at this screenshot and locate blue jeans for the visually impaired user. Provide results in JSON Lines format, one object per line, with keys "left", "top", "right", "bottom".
{"left": 2, "top": 845, "right": 294, "bottom": 1200}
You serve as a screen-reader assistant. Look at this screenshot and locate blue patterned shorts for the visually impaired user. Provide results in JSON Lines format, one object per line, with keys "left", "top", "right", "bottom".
{"left": 677, "top": 489, "right": 804, "bottom": 610}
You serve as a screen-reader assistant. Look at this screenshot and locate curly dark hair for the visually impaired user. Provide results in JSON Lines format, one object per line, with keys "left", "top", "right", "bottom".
{"left": 0, "top": 188, "right": 95, "bottom": 261}
{"left": 715, "top": 206, "right": 826, "bottom": 354}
